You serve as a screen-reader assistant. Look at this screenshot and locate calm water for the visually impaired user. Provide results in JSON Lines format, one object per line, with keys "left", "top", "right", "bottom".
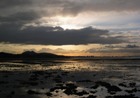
{"left": 1, "top": 60, "right": 140, "bottom": 81}
{"left": 0, "top": 59, "right": 140, "bottom": 98}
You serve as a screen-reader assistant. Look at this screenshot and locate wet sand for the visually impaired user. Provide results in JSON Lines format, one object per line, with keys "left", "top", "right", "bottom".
{"left": 0, "top": 59, "right": 140, "bottom": 98}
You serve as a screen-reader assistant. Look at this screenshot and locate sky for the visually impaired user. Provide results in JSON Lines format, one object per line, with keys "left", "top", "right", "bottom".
{"left": 0, "top": 0, "right": 140, "bottom": 56}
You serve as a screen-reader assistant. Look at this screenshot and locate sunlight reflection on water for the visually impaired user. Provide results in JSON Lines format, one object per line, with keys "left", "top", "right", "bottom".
{"left": 0, "top": 60, "right": 140, "bottom": 98}
{"left": 0, "top": 60, "right": 140, "bottom": 72}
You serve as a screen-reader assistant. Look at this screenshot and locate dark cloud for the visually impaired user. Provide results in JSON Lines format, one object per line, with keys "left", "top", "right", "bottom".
{"left": 0, "top": 11, "right": 40, "bottom": 23}
{"left": 0, "top": 0, "right": 31, "bottom": 8}
{"left": 0, "top": 0, "right": 137, "bottom": 45}
{"left": 1, "top": 0, "right": 140, "bottom": 17}
{"left": 0, "top": 0, "right": 140, "bottom": 31}
{"left": 0, "top": 25, "right": 124, "bottom": 45}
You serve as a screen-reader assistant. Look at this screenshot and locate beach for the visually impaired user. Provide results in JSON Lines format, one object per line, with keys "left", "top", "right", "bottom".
{"left": 0, "top": 59, "right": 140, "bottom": 98}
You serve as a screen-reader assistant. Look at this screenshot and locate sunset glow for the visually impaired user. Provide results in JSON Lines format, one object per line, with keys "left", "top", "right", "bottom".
{"left": 0, "top": 0, "right": 140, "bottom": 56}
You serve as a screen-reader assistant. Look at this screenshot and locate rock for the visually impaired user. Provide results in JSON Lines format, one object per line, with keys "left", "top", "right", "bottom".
{"left": 64, "top": 88, "right": 77, "bottom": 95}
{"left": 125, "top": 88, "right": 137, "bottom": 93}
{"left": 77, "top": 80, "right": 92, "bottom": 82}
{"left": 106, "top": 94, "right": 137, "bottom": 98}
{"left": 0, "top": 81, "right": 8, "bottom": 85}
{"left": 21, "top": 81, "right": 38, "bottom": 86}
{"left": 96, "top": 81, "right": 111, "bottom": 87}
{"left": 50, "top": 86, "right": 67, "bottom": 92}
{"left": 90, "top": 91, "right": 97, "bottom": 94}
{"left": 29, "top": 74, "right": 38, "bottom": 81}
{"left": 61, "top": 72, "right": 69, "bottom": 76}
{"left": 75, "top": 90, "right": 89, "bottom": 96}
{"left": 46, "top": 92, "right": 52, "bottom": 96}
{"left": 33, "top": 71, "right": 44, "bottom": 75}
{"left": 95, "top": 81, "right": 122, "bottom": 94}
{"left": 27, "top": 90, "right": 40, "bottom": 95}
{"left": 119, "top": 82, "right": 136, "bottom": 88}
{"left": 119, "top": 83, "right": 127, "bottom": 87}
{"left": 11, "top": 91, "right": 15, "bottom": 95}
{"left": 108, "top": 85, "right": 122, "bottom": 92}
{"left": 91, "top": 84, "right": 99, "bottom": 89}
{"left": 53, "top": 75, "right": 62, "bottom": 83}
{"left": 64, "top": 83, "right": 78, "bottom": 95}
{"left": 87, "top": 95, "right": 96, "bottom": 98}
{"left": 65, "top": 83, "right": 77, "bottom": 89}
{"left": 129, "top": 82, "right": 136, "bottom": 87}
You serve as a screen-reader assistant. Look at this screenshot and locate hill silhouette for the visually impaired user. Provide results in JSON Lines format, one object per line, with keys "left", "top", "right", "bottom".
{"left": 0, "top": 51, "right": 66, "bottom": 59}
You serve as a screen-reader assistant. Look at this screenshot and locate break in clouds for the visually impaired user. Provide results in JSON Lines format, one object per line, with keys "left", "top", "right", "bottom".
{"left": 2, "top": 0, "right": 138, "bottom": 45}
{"left": 0, "top": 0, "right": 140, "bottom": 56}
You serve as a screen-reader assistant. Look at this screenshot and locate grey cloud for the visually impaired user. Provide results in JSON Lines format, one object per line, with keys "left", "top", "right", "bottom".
{"left": 0, "top": 0, "right": 31, "bottom": 8}
{"left": 0, "top": 11, "right": 40, "bottom": 23}
{"left": 0, "top": 0, "right": 140, "bottom": 29}
{"left": 105, "top": 44, "right": 140, "bottom": 49}
{"left": 1, "top": 0, "right": 140, "bottom": 17}
{"left": 114, "top": 49, "right": 140, "bottom": 53}
{"left": 87, "top": 44, "right": 140, "bottom": 54}
{"left": 0, "top": 25, "right": 124, "bottom": 45}
{"left": 86, "top": 48, "right": 140, "bottom": 56}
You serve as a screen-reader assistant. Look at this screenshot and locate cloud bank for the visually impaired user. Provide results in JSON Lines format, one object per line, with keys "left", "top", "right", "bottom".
{"left": 1, "top": 0, "right": 140, "bottom": 14}
{"left": 0, "top": 25, "right": 124, "bottom": 45}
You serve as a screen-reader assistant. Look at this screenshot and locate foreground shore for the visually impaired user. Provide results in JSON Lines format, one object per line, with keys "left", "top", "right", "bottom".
{"left": 0, "top": 59, "right": 140, "bottom": 98}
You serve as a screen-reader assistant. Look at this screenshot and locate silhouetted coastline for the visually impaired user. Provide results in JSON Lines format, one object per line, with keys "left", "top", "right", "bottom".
{"left": 0, "top": 51, "right": 140, "bottom": 61}
{"left": 0, "top": 51, "right": 67, "bottom": 59}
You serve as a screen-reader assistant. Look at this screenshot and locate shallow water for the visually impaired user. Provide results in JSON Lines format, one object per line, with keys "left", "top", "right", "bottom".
{"left": 0, "top": 59, "right": 140, "bottom": 98}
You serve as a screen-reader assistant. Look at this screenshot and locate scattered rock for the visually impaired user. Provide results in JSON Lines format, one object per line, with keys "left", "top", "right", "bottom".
{"left": 53, "top": 75, "right": 62, "bottom": 83}
{"left": 125, "top": 88, "right": 137, "bottom": 93}
{"left": 119, "top": 82, "right": 136, "bottom": 88}
{"left": 44, "top": 75, "right": 51, "bottom": 78}
{"left": 61, "top": 72, "right": 69, "bottom": 76}
{"left": 0, "top": 81, "right": 8, "bottom": 84}
{"left": 29, "top": 74, "right": 38, "bottom": 81}
{"left": 90, "top": 90, "right": 97, "bottom": 94}
{"left": 75, "top": 90, "right": 89, "bottom": 96}
{"left": 33, "top": 71, "right": 44, "bottom": 75}
{"left": 129, "top": 82, "right": 136, "bottom": 87}
{"left": 64, "top": 88, "right": 77, "bottom": 95}
{"left": 11, "top": 91, "right": 15, "bottom": 95}
{"left": 27, "top": 90, "right": 40, "bottom": 95}
{"left": 21, "top": 81, "right": 38, "bottom": 86}
{"left": 91, "top": 84, "right": 99, "bottom": 89}
{"left": 96, "top": 81, "right": 111, "bottom": 87}
{"left": 46, "top": 92, "right": 52, "bottom": 96}
{"left": 64, "top": 83, "right": 77, "bottom": 95}
{"left": 77, "top": 80, "right": 92, "bottom": 82}
{"left": 50, "top": 86, "right": 67, "bottom": 92}
{"left": 106, "top": 94, "right": 138, "bottom": 98}
{"left": 95, "top": 81, "right": 122, "bottom": 94}
{"left": 87, "top": 95, "right": 96, "bottom": 98}
{"left": 108, "top": 85, "right": 122, "bottom": 93}
{"left": 65, "top": 83, "right": 77, "bottom": 89}
{"left": 119, "top": 82, "right": 127, "bottom": 87}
